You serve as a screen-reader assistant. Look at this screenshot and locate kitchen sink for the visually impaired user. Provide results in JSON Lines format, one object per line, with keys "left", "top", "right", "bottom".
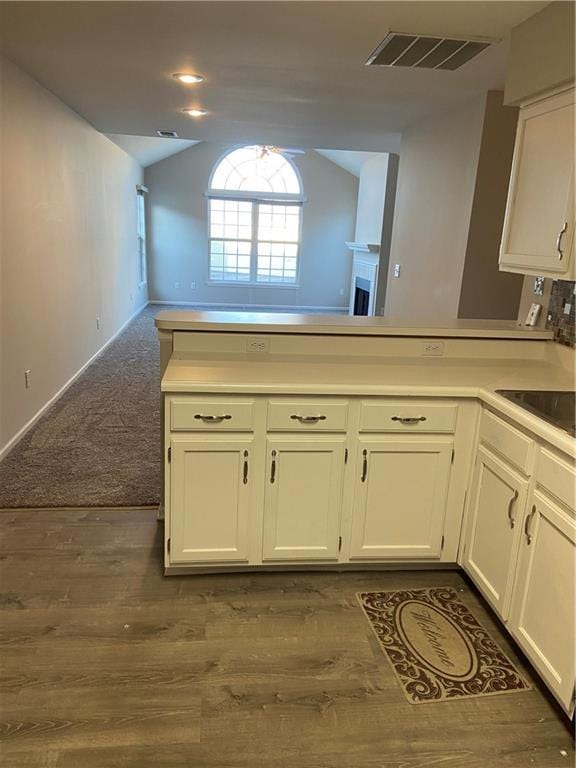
{"left": 496, "top": 390, "right": 576, "bottom": 437}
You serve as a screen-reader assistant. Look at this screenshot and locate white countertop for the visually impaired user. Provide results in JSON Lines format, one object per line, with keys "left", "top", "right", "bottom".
{"left": 155, "top": 310, "right": 554, "bottom": 340}
{"left": 161, "top": 356, "right": 575, "bottom": 455}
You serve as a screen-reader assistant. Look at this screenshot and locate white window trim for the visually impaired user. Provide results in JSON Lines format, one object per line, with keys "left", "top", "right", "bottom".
{"left": 207, "top": 196, "right": 303, "bottom": 287}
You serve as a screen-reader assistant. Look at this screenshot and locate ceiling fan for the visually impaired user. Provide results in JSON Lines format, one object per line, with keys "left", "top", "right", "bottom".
{"left": 257, "top": 145, "right": 305, "bottom": 159}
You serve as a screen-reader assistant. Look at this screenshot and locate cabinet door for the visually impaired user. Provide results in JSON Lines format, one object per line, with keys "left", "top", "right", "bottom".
{"left": 262, "top": 438, "right": 345, "bottom": 561}
{"left": 169, "top": 437, "right": 253, "bottom": 563}
{"left": 500, "top": 88, "right": 575, "bottom": 277}
{"left": 463, "top": 446, "right": 528, "bottom": 620}
{"left": 349, "top": 438, "right": 452, "bottom": 559}
{"left": 509, "top": 491, "right": 575, "bottom": 713}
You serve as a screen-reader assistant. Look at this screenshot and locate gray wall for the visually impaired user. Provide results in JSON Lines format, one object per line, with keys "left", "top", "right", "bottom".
{"left": 383, "top": 97, "right": 486, "bottom": 321}
{"left": 458, "top": 92, "right": 523, "bottom": 320}
{"left": 505, "top": 1, "right": 575, "bottom": 106}
{"left": 0, "top": 56, "right": 146, "bottom": 456}
{"left": 144, "top": 143, "right": 358, "bottom": 310}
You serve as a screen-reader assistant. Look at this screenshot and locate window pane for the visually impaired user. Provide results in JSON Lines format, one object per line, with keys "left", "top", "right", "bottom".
{"left": 210, "top": 145, "right": 301, "bottom": 195}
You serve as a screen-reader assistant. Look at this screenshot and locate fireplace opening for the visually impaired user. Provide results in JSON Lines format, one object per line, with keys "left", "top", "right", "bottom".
{"left": 353, "top": 277, "right": 371, "bottom": 316}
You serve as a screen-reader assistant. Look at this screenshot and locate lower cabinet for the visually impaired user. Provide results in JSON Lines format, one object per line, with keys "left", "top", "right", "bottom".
{"left": 463, "top": 446, "right": 528, "bottom": 619}
{"left": 169, "top": 436, "right": 253, "bottom": 563}
{"left": 262, "top": 437, "right": 345, "bottom": 561}
{"left": 349, "top": 437, "right": 453, "bottom": 559}
{"left": 509, "top": 490, "right": 576, "bottom": 713}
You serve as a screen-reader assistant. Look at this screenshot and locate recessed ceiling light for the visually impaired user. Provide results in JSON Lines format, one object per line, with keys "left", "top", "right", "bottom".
{"left": 183, "top": 108, "right": 208, "bottom": 118}
{"left": 173, "top": 73, "right": 204, "bottom": 84}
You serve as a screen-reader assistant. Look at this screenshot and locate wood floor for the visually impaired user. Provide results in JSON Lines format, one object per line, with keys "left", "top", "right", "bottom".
{"left": 0, "top": 508, "right": 573, "bottom": 768}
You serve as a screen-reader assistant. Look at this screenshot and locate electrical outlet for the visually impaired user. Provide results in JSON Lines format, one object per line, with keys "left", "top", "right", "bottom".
{"left": 422, "top": 341, "right": 444, "bottom": 356}
{"left": 393, "top": 264, "right": 401, "bottom": 278}
{"left": 24, "top": 369, "right": 31, "bottom": 389}
{"left": 96, "top": 317, "right": 100, "bottom": 330}
{"left": 190, "top": 281, "right": 196, "bottom": 290}
{"left": 174, "top": 281, "right": 180, "bottom": 289}
{"left": 246, "top": 337, "right": 270, "bottom": 354}
{"left": 339, "top": 287, "right": 345, "bottom": 297}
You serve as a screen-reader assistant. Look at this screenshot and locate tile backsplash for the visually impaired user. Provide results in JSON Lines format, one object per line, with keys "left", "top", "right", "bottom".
{"left": 546, "top": 280, "right": 575, "bottom": 347}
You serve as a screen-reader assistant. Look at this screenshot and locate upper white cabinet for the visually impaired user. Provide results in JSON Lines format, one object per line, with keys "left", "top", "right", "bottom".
{"left": 500, "top": 87, "right": 575, "bottom": 278}
{"left": 349, "top": 437, "right": 452, "bottom": 559}
{"left": 262, "top": 437, "right": 345, "bottom": 561}
{"left": 169, "top": 436, "right": 253, "bottom": 563}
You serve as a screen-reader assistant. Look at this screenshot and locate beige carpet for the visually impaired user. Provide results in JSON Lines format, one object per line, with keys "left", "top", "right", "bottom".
{"left": 0, "top": 305, "right": 175, "bottom": 509}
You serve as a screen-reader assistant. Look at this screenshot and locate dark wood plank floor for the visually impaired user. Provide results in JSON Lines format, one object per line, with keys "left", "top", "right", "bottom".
{"left": 0, "top": 508, "right": 573, "bottom": 768}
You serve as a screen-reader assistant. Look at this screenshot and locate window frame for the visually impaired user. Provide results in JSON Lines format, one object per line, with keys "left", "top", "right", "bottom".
{"left": 206, "top": 146, "right": 304, "bottom": 287}
{"left": 136, "top": 187, "right": 148, "bottom": 287}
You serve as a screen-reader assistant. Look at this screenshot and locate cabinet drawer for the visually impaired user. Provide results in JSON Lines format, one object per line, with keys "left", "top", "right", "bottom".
{"left": 170, "top": 398, "right": 255, "bottom": 431}
{"left": 536, "top": 447, "right": 576, "bottom": 514}
{"left": 267, "top": 400, "right": 348, "bottom": 432}
{"left": 359, "top": 401, "right": 457, "bottom": 433}
{"left": 480, "top": 410, "right": 533, "bottom": 474}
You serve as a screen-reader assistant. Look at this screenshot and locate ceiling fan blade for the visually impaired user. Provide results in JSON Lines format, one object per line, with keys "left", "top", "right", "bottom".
{"left": 276, "top": 147, "right": 306, "bottom": 155}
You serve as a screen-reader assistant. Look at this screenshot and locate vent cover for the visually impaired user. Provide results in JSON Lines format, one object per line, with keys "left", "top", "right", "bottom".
{"left": 366, "top": 32, "right": 494, "bottom": 71}
{"left": 156, "top": 129, "right": 179, "bottom": 138}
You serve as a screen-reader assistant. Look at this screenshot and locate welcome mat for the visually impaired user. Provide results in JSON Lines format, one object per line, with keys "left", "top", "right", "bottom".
{"left": 357, "top": 587, "right": 531, "bottom": 704}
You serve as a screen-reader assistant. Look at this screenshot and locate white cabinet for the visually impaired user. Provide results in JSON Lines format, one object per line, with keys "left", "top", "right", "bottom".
{"left": 499, "top": 87, "right": 575, "bottom": 278}
{"left": 509, "top": 490, "right": 575, "bottom": 713}
{"left": 463, "top": 446, "right": 528, "bottom": 619}
{"left": 262, "top": 437, "right": 345, "bottom": 561}
{"left": 349, "top": 437, "right": 453, "bottom": 559}
{"left": 169, "top": 436, "right": 253, "bottom": 563}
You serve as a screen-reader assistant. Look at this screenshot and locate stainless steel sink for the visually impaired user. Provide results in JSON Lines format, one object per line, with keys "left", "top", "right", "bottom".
{"left": 496, "top": 390, "right": 576, "bottom": 437}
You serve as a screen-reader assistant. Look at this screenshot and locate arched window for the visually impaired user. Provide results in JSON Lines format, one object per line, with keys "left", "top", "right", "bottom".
{"left": 207, "top": 146, "right": 303, "bottom": 284}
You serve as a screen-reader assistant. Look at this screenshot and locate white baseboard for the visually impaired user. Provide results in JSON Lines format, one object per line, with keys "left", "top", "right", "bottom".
{"left": 148, "top": 300, "right": 348, "bottom": 313}
{"left": 0, "top": 302, "right": 149, "bottom": 461}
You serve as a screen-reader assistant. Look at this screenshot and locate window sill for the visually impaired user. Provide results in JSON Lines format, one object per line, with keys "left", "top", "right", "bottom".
{"left": 206, "top": 281, "right": 301, "bottom": 290}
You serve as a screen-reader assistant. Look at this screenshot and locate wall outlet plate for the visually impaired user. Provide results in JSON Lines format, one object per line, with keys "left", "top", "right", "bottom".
{"left": 246, "top": 337, "right": 270, "bottom": 354}
{"left": 422, "top": 341, "right": 444, "bottom": 356}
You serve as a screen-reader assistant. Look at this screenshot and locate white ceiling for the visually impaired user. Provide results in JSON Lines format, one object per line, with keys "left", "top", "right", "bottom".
{"left": 0, "top": 1, "right": 547, "bottom": 151}
{"left": 105, "top": 134, "right": 201, "bottom": 167}
{"left": 315, "top": 149, "right": 390, "bottom": 177}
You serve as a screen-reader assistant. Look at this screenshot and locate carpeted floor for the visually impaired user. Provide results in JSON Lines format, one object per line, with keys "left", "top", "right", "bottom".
{"left": 0, "top": 303, "right": 346, "bottom": 509}
{"left": 0, "top": 305, "right": 169, "bottom": 509}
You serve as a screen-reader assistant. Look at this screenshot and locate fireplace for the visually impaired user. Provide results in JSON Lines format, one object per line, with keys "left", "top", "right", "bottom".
{"left": 346, "top": 242, "right": 380, "bottom": 316}
{"left": 353, "top": 277, "right": 371, "bottom": 316}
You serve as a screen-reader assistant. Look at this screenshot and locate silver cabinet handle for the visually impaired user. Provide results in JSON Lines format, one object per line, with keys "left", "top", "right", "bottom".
{"left": 194, "top": 414, "right": 232, "bottom": 423}
{"left": 361, "top": 449, "right": 368, "bottom": 482}
{"left": 391, "top": 416, "right": 427, "bottom": 425}
{"left": 507, "top": 489, "right": 519, "bottom": 529}
{"left": 290, "top": 414, "right": 327, "bottom": 423}
{"left": 524, "top": 505, "right": 536, "bottom": 545}
{"left": 270, "top": 450, "right": 277, "bottom": 484}
{"left": 556, "top": 221, "right": 568, "bottom": 260}
{"left": 243, "top": 450, "right": 248, "bottom": 485}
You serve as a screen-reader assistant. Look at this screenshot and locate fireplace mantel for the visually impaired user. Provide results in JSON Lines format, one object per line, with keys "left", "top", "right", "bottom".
{"left": 345, "top": 241, "right": 380, "bottom": 254}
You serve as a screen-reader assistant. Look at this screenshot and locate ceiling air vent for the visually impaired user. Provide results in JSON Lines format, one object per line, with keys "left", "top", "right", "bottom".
{"left": 156, "top": 129, "right": 179, "bottom": 138}
{"left": 366, "top": 32, "right": 494, "bottom": 71}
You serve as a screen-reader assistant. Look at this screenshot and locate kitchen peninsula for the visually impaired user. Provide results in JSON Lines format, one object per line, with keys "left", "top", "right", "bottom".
{"left": 156, "top": 310, "right": 575, "bottom": 714}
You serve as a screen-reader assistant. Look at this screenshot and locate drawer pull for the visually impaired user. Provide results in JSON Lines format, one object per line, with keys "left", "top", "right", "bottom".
{"left": 243, "top": 450, "right": 249, "bottom": 485}
{"left": 524, "top": 505, "right": 536, "bottom": 545}
{"left": 194, "top": 414, "right": 232, "bottom": 423}
{"left": 290, "top": 414, "right": 327, "bottom": 423}
{"left": 391, "top": 416, "right": 427, "bottom": 425}
{"left": 270, "top": 450, "right": 277, "bottom": 484}
{"left": 556, "top": 221, "right": 568, "bottom": 260}
{"left": 361, "top": 449, "right": 368, "bottom": 482}
{"left": 507, "top": 489, "right": 519, "bottom": 529}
